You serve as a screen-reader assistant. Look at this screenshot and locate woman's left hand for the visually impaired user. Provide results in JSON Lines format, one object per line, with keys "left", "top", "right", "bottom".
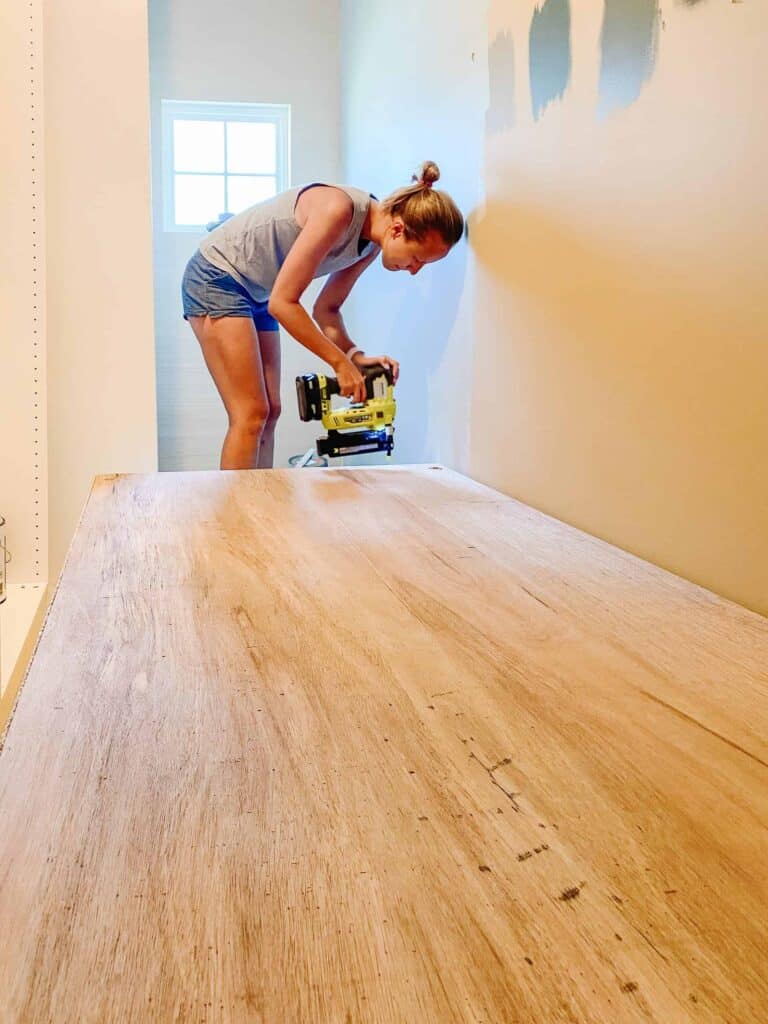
{"left": 351, "top": 351, "right": 400, "bottom": 384}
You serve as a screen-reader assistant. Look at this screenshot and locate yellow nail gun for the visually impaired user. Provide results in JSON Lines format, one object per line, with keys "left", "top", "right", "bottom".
{"left": 295, "top": 363, "right": 396, "bottom": 459}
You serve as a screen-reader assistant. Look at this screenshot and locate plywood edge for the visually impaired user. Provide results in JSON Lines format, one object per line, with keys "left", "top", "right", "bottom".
{"left": 0, "top": 476, "right": 100, "bottom": 742}
{"left": 0, "top": 585, "right": 50, "bottom": 741}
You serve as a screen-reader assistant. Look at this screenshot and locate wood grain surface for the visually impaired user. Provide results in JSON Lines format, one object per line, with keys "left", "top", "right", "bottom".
{"left": 0, "top": 466, "right": 766, "bottom": 1023}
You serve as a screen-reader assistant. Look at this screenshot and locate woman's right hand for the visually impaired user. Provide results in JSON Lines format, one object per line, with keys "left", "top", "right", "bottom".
{"left": 334, "top": 357, "right": 367, "bottom": 404}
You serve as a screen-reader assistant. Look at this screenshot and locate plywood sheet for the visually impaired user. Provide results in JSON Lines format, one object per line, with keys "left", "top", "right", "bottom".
{"left": 0, "top": 466, "right": 766, "bottom": 1023}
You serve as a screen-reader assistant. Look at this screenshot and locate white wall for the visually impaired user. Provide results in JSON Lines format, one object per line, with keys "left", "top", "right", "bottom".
{"left": 473, "top": 0, "right": 768, "bottom": 617}
{"left": 44, "top": 0, "right": 157, "bottom": 579}
{"left": 341, "top": 1, "right": 486, "bottom": 469}
{"left": 150, "top": 0, "right": 342, "bottom": 471}
{"left": 342, "top": 0, "right": 768, "bottom": 618}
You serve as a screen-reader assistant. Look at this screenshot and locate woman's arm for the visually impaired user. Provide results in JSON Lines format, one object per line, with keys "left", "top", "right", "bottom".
{"left": 312, "top": 249, "right": 378, "bottom": 353}
{"left": 313, "top": 250, "right": 400, "bottom": 384}
{"left": 268, "top": 190, "right": 367, "bottom": 402}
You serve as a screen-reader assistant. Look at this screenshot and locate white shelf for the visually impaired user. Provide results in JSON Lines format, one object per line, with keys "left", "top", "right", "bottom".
{"left": 1, "top": 583, "right": 49, "bottom": 698}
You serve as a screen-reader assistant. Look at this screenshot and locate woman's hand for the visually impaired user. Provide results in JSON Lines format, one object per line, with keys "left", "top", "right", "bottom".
{"left": 351, "top": 351, "right": 400, "bottom": 384}
{"left": 334, "top": 356, "right": 367, "bottom": 403}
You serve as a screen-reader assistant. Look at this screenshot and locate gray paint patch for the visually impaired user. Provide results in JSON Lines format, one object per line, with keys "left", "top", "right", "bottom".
{"left": 529, "top": 0, "right": 572, "bottom": 122}
{"left": 486, "top": 30, "right": 515, "bottom": 134}
{"left": 598, "top": 0, "right": 661, "bottom": 117}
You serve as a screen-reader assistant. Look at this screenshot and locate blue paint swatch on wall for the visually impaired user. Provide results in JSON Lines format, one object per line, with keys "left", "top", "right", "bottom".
{"left": 486, "top": 31, "right": 515, "bottom": 134}
{"left": 529, "top": 0, "right": 572, "bottom": 122}
{"left": 598, "top": 0, "right": 661, "bottom": 117}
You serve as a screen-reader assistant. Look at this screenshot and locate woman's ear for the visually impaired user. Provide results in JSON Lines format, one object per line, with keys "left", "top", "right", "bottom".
{"left": 389, "top": 217, "right": 405, "bottom": 239}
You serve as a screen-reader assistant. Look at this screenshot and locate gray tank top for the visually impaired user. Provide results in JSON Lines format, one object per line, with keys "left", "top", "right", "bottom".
{"left": 198, "top": 183, "right": 378, "bottom": 303}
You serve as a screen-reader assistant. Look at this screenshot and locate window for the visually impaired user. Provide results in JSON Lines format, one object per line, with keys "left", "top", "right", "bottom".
{"left": 161, "top": 100, "right": 290, "bottom": 232}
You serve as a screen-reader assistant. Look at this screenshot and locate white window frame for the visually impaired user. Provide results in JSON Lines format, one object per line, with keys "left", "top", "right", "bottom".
{"left": 161, "top": 100, "right": 291, "bottom": 233}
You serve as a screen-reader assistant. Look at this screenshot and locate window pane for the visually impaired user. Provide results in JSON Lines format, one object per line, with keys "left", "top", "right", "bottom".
{"left": 173, "top": 120, "right": 224, "bottom": 173}
{"left": 175, "top": 174, "right": 225, "bottom": 225}
{"left": 227, "top": 175, "right": 277, "bottom": 213}
{"left": 226, "top": 121, "right": 276, "bottom": 174}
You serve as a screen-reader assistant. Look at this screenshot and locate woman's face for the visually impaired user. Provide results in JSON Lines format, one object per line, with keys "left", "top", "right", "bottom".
{"left": 380, "top": 219, "right": 450, "bottom": 275}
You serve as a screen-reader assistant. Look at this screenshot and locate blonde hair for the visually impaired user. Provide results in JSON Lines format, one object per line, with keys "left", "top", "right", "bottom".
{"left": 380, "top": 161, "right": 464, "bottom": 247}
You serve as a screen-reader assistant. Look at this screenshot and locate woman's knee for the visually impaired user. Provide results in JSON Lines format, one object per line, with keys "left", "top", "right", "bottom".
{"left": 230, "top": 400, "right": 271, "bottom": 436}
{"left": 265, "top": 401, "right": 282, "bottom": 427}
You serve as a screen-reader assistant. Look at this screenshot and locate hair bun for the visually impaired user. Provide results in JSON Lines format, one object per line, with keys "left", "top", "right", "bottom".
{"left": 412, "top": 160, "right": 441, "bottom": 188}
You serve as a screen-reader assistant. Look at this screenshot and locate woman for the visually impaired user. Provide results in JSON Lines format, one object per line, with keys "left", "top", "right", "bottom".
{"left": 181, "top": 161, "right": 464, "bottom": 469}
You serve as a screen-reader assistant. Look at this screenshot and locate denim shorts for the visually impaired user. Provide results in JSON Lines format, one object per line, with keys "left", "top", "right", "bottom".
{"left": 181, "top": 250, "right": 279, "bottom": 331}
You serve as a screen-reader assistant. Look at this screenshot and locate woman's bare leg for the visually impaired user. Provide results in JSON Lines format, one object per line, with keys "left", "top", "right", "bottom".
{"left": 187, "top": 314, "right": 269, "bottom": 469}
{"left": 256, "top": 330, "right": 281, "bottom": 468}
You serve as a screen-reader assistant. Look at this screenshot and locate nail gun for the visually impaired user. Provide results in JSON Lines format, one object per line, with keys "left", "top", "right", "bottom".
{"left": 295, "top": 363, "right": 396, "bottom": 459}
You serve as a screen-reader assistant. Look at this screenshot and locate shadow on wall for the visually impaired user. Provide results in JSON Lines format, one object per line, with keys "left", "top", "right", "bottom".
{"left": 468, "top": 195, "right": 755, "bottom": 449}
{"left": 598, "top": 0, "right": 661, "bottom": 117}
{"left": 468, "top": 196, "right": 767, "bottom": 610}
{"left": 530, "top": 0, "right": 572, "bottom": 121}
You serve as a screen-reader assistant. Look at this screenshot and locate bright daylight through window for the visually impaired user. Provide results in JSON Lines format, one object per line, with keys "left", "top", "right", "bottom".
{"left": 162, "top": 101, "right": 290, "bottom": 231}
